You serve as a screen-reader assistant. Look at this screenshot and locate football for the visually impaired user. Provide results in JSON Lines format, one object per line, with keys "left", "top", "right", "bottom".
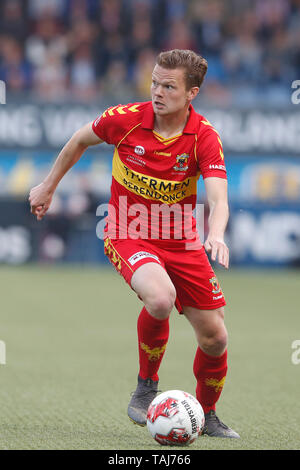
{"left": 146, "top": 390, "right": 205, "bottom": 446}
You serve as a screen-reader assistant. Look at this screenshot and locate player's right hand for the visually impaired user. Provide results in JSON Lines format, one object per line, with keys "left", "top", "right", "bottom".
{"left": 29, "top": 182, "right": 53, "bottom": 221}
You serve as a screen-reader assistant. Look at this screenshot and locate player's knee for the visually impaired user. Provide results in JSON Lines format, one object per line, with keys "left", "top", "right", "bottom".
{"left": 146, "top": 287, "right": 176, "bottom": 320}
{"left": 201, "top": 328, "right": 228, "bottom": 356}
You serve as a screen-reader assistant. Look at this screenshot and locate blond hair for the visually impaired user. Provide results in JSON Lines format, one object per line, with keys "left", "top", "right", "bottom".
{"left": 156, "top": 49, "right": 208, "bottom": 90}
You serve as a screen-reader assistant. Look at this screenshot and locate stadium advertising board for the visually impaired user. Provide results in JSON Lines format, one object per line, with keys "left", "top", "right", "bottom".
{"left": 0, "top": 103, "right": 299, "bottom": 267}
{"left": 0, "top": 104, "right": 299, "bottom": 155}
{"left": 228, "top": 204, "right": 300, "bottom": 267}
{"left": 1, "top": 201, "right": 298, "bottom": 267}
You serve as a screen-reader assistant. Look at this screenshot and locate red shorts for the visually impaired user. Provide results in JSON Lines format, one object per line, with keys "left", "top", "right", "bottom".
{"left": 104, "top": 237, "right": 226, "bottom": 313}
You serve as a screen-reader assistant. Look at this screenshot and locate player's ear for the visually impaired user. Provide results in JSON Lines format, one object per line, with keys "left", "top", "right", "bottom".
{"left": 187, "top": 87, "right": 199, "bottom": 101}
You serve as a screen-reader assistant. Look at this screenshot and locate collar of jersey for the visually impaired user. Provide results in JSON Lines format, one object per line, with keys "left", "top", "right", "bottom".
{"left": 141, "top": 101, "right": 199, "bottom": 134}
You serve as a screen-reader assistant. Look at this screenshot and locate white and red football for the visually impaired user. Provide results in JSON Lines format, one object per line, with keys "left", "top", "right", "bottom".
{"left": 146, "top": 390, "right": 205, "bottom": 446}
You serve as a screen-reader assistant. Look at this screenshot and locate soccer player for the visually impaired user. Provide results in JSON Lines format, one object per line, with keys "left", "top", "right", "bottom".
{"left": 29, "top": 49, "right": 239, "bottom": 438}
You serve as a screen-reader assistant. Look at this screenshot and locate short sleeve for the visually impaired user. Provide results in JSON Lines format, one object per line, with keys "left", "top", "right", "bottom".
{"left": 197, "top": 126, "right": 227, "bottom": 180}
{"left": 92, "top": 104, "right": 133, "bottom": 145}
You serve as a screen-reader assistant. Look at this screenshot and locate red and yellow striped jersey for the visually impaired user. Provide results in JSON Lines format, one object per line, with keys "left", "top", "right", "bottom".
{"left": 92, "top": 101, "right": 226, "bottom": 245}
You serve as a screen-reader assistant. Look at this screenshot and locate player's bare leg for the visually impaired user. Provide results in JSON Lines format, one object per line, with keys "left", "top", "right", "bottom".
{"left": 131, "top": 262, "right": 176, "bottom": 320}
{"left": 184, "top": 306, "right": 228, "bottom": 356}
{"left": 183, "top": 306, "right": 240, "bottom": 438}
{"left": 128, "top": 263, "right": 176, "bottom": 425}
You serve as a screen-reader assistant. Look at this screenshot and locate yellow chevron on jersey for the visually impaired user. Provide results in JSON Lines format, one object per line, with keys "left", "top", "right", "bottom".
{"left": 112, "top": 148, "right": 197, "bottom": 204}
{"left": 152, "top": 130, "right": 182, "bottom": 146}
{"left": 102, "top": 104, "right": 141, "bottom": 118}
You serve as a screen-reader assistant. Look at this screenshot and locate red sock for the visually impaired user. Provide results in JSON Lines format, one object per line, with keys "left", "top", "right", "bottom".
{"left": 137, "top": 307, "right": 169, "bottom": 382}
{"left": 193, "top": 347, "right": 228, "bottom": 414}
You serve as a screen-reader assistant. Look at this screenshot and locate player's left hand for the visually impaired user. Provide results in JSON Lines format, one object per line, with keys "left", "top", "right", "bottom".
{"left": 204, "top": 236, "right": 229, "bottom": 269}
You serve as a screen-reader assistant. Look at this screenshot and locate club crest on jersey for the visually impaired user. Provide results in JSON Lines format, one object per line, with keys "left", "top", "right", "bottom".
{"left": 173, "top": 154, "right": 189, "bottom": 171}
{"left": 134, "top": 145, "right": 145, "bottom": 156}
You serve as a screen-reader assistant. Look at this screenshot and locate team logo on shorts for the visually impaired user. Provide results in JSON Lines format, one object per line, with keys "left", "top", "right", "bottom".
{"left": 209, "top": 277, "right": 222, "bottom": 294}
{"left": 173, "top": 154, "right": 189, "bottom": 171}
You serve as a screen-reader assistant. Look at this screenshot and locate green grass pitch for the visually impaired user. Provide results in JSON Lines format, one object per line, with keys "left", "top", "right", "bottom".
{"left": 0, "top": 265, "right": 299, "bottom": 450}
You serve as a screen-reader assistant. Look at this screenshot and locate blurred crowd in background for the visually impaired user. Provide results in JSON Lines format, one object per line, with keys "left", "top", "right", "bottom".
{"left": 0, "top": 0, "right": 299, "bottom": 107}
{"left": 0, "top": 0, "right": 299, "bottom": 266}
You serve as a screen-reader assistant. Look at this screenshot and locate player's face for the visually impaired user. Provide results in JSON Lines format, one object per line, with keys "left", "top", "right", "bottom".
{"left": 151, "top": 65, "right": 198, "bottom": 116}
